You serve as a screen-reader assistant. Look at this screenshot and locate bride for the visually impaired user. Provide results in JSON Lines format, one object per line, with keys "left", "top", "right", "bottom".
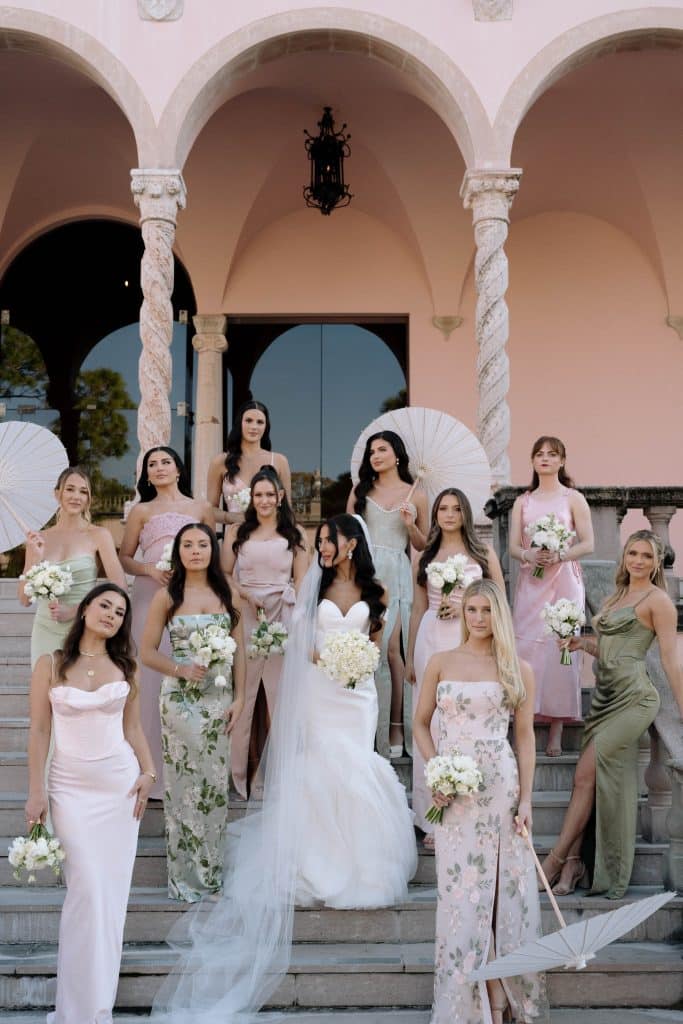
{"left": 153, "top": 513, "right": 416, "bottom": 1022}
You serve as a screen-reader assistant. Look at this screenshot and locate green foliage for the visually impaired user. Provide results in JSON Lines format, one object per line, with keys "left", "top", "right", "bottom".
{"left": 0, "top": 328, "right": 48, "bottom": 400}
{"left": 74, "top": 367, "right": 135, "bottom": 469}
{"left": 380, "top": 387, "right": 407, "bottom": 413}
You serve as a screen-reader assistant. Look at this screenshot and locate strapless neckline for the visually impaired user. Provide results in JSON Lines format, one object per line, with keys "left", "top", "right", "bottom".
{"left": 437, "top": 679, "right": 501, "bottom": 688}
{"left": 319, "top": 598, "right": 369, "bottom": 619}
{"left": 366, "top": 496, "right": 404, "bottom": 514}
{"left": 51, "top": 680, "right": 129, "bottom": 696}
{"left": 46, "top": 554, "right": 97, "bottom": 567}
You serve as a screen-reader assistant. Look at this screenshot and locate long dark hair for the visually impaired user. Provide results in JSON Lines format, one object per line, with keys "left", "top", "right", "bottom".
{"left": 56, "top": 583, "right": 136, "bottom": 693}
{"left": 233, "top": 467, "right": 305, "bottom": 555}
{"left": 417, "top": 488, "right": 490, "bottom": 586}
{"left": 528, "top": 436, "right": 575, "bottom": 491}
{"left": 353, "top": 430, "right": 413, "bottom": 515}
{"left": 315, "top": 514, "right": 386, "bottom": 634}
{"left": 224, "top": 400, "right": 272, "bottom": 483}
{"left": 167, "top": 523, "right": 240, "bottom": 625}
{"left": 136, "top": 446, "right": 193, "bottom": 503}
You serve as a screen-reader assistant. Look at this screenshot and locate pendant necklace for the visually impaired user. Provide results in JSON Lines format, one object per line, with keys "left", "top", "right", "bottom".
{"left": 79, "top": 649, "right": 101, "bottom": 678}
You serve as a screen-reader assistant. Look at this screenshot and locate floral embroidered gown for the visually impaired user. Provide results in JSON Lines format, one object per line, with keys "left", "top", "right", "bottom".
{"left": 159, "top": 613, "right": 234, "bottom": 902}
{"left": 431, "top": 680, "right": 547, "bottom": 1024}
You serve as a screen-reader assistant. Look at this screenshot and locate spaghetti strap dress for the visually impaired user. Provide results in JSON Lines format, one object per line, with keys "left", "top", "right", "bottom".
{"left": 30, "top": 555, "right": 98, "bottom": 668}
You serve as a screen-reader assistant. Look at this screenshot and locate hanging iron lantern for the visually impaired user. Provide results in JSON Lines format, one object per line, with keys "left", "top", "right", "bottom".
{"left": 303, "top": 107, "right": 352, "bottom": 216}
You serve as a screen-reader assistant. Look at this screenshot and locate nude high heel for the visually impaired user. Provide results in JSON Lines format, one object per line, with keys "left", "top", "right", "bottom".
{"left": 538, "top": 848, "right": 565, "bottom": 891}
{"left": 552, "top": 855, "right": 586, "bottom": 896}
{"left": 389, "top": 721, "right": 404, "bottom": 758}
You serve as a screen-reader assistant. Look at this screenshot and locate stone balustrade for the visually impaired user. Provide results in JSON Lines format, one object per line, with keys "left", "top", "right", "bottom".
{"left": 487, "top": 484, "right": 683, "bottom": 889}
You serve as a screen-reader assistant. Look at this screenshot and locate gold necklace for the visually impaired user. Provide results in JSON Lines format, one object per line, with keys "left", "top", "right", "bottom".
{"left": 79, "top": 648, "right": 104, "bottom": 678}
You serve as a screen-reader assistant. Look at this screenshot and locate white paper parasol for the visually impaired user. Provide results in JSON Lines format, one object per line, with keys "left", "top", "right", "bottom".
{"left": 0, "top": 421, "right": 69, "bottom": 553}
{"left": 350, "top": 407, "right": 491, "bottom": 516}
{"left": 469, "top": 832, "right": 676, "bottom": 980}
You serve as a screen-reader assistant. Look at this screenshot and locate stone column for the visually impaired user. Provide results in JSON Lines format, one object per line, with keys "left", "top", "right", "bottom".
{"left": 130, "top": 169, "right": 187, "bottom": 468}
{"left": 645, "top": 504, "right": 678, "bottom": 599}
{"left": 192, "top": 314, "right": 228, "bottom": 499}
{"left": 461, "top": 169, "right": 522, "bottom": 488}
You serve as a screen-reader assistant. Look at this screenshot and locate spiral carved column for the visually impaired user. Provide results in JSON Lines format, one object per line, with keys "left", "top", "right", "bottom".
{"left": 461, "top": 169, "right": 521, "bottom": 488}
{"left": 192, "top": 314, "right": 228, "bottom": 499}
{"left": 130, "top": 169, "right": 187, "bottom": 470}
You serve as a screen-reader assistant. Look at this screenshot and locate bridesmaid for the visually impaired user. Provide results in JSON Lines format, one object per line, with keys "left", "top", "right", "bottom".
{"left": 25, "top": 583, "right": 155, "bottom": 1024}
{"left": 119, "top": 446, "right": 214, "bottom": 798}
{"left": 221, "top": 467, "right": 309, "bottom": 798}
{"left": 541, "top": 531, "right": 683, "bottom": 899}
{"left": 141, "top": 523, "right": 245, "bottom": 902}
{"left": 406, "top": 487, "right": 505, "bottom": 843}
{"left": 207, "top": 400, "right": 292, "bottom": 526}
{"left": 347, "top": 430, "right": 428, "bottom": 757}
{"left": 414, "top": 580, "right": 546, "bottom": 1024}
{"left": 510, "top": 436, "right": 594, "bottom": 756}
{"left": 19, "top": 467, "right": 125, "bottom": 667}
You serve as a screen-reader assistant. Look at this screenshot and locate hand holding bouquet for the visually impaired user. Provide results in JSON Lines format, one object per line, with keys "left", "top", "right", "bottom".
{"left": 19, "top": 561, "right": 73, "bottom": 603}
{"left": 248, "top": 608, "right": 288, "bottom": 659}
{"left": 186, "top": 622, "right": 237, "bottom": 688}
{"left": 156, "top": 542, "right": 174, "bottom": 572}
{"left": 524, "top": 513, "right": 576, "bottom": 578}
{"left": 318, "top": 629, "right": 380, "bottom": 690}
{"left": 427, "top": 555, "right": 473, "bottom": 619}
{"left": 541, "top": 598, "right": 586, "bottom": 665}
{"left": 424, "top": 752, "right": 483, "bottom": 824}
{"left": 8, "top": 823, "right": 65, "bottom": 883}
{"left": 234, "top": 487, "right": 251, "bottom": 513}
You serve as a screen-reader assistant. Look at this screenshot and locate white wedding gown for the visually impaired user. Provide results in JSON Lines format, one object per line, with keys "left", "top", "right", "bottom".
{"left": 295, "top": 598, "right": 417, "bottom": 908}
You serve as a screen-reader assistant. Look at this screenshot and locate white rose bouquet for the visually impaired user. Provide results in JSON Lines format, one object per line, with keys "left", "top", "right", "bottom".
{"left": 248, "top": 608, "right": 288, "bottom": 660}
{"left": 155, "top": 542, "right": 174, "bottom": 572}
{"left": 427, "top": 554, "right": 474, "bottom": 619}
{"left": 424, "top": 752, "right": 483, "bottom": 825}
{"left": 234, "top": 487, "right": 251, "bottom": 513}
{"left": 318, "top": 629, "right": 380, "bottom": 690}
{"left": 8, "top": 823, "right": 65, "bottom": 884}
{"left": 524, "top": 513, "right": 576, "bottom": 579}
{"left": 19, "top": 561, "right": 73, "bottom": 603}
{"left": 541, "top": 598, "right": 586, "bottom": 666}
{"left": 185, "top": 622, "right": 237, "bottom": 688}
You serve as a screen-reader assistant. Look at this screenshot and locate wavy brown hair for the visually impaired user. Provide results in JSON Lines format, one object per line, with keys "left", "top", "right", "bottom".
{"left": 233, "top": 467, "right": 304, "bottom": 555}
{"left": 417, "top": 488, "right": 489, "bottom": 586}
{"left": 55, "top": 584, "right": 136, "bottom": 695}
{"left": 601, "top": 530, "right": 666, "bottom": 615}
{"left": 528, "top": 436, "right": 575, "bottom": 491}
{"left": 167, "top": 523, "right": 240, "bottom": 625}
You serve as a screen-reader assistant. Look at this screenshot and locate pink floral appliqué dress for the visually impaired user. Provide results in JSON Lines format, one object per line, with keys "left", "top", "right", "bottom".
{"left": 431, "top": 680, "right": 548, "bottom": 1024}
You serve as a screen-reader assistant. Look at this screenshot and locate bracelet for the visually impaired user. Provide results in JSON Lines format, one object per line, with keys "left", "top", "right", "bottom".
{"left": 141, "top": 769, "right": 157, "bottom": 782}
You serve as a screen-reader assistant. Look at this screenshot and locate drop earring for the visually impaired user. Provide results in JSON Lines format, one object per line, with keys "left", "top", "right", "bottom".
{"left": 348, "top": 550, "right": 353, "bottom": 561}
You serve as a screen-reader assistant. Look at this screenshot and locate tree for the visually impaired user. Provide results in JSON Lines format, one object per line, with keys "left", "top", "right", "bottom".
{"left": 380, "top": 387, "right": 407, "bottom": 413}
{"left": 73, "top": 367, "right": 135, "bottom": 470}
{"left": 0, "top": 328, "right": 48, "bottom": 401}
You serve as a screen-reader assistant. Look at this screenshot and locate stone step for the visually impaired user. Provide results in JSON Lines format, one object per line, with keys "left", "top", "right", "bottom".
{"left": 0, "top": 1012, "right": 681, "bottom": 1024}
{"left": 0, "top": 885, "right": 677, "bottom": 946}
{"left": 535, "top": 723, "right": 585, "bottom": 752}
{"left": 0, "top": 688, "right": 29, "bottom": 717}
{"left": 0, "top": 721, "right": 29, "bottom": 752}
{"left": 0, "top": 665, "right": 30, "bottom": 687}
{"left": 0, "top": 940, "right": 680, "bottom": 1010}
{"left": 0, "top": 613, "right": 33, "bottom": 634}
{"left": 0, "top": 638, "right": 30, "bottom": 659}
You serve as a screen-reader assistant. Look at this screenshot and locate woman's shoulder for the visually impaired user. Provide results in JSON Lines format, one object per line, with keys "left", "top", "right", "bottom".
{"left": 209, "top": 451, "right": 228, "bottom": 469}
{"left": 272, "top": 450, "right": 289, "bottom": 467}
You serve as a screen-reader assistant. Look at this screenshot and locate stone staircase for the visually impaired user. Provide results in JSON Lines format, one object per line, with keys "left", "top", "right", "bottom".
{"left": 0, "top": 579, "right": 681, "bottom": 1022}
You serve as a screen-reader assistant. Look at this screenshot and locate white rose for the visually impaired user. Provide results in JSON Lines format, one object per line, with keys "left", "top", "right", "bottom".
{"left": 428, "top": 574, "right": 445, "bottom": 591}
{"left": 214, "top": 675, "right": 227, "bottom": 688}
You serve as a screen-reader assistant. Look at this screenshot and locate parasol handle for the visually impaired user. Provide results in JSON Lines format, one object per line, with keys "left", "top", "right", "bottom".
{"left": 405, "top": 471, "right": 424, "bottom": 505}
{"left": 0, "top": 492, "right": 32, "bottom": 535}
{"left": 519, "top": 825, "right": 567, "bottom": 930}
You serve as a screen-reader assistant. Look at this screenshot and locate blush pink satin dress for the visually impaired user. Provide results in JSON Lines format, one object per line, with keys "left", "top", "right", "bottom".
{"left": 47, "top": 681, "right": 139, "bottom": 1024}
{"left": 222, "top": 474, "right": 249, "bottom": 516}
{"left": 513, "top": 487, "right": 584, "bottom": 722}
{"left": 412, "top": 557, "right": 483, "bottom": 834}
{"left": 130, "top": 511, "right": 195, "bottom": 797}
{"left": 231, "top": 535, "right": 296, "bottom": 798}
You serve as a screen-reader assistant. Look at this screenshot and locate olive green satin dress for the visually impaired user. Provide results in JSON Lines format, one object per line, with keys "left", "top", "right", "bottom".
{"left": 582, "top": 603, "right": 659, "bottom": 899}
{"left": 30, "top": 555, "right": 98, "bottom": 667}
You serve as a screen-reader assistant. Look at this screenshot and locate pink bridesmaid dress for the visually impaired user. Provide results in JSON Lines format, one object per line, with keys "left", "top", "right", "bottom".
{"left": 130, "top": 511, "right": 195, "bottom": 798}
{"left": 48, "top": 681, "right": 140, "bottom": 1024}
{"left": 231, "top": 535, "right": 296, "bottom": 798}
{"left": 222, "top": 473, "right": 249, "bottom": 516}
{"left": 513, "top": 487, "right": 584, "bottom": 722}
{"left": 412, "top": 558, "right": 483, "bottom": 834}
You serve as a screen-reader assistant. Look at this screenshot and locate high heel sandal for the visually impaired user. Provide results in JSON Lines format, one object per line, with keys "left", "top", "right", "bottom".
{"left": 552, "top": 855, "right": 586, "bottom": 896}
{"left": 389, "top": 721, "right": 404, "bottom": 759}
{"left": 538, "top": 848, "right": 565, "bottom": 891}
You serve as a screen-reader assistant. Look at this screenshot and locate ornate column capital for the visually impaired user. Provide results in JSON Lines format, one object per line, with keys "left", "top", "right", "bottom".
{"left": 192, "top": 314, "right": 228, "bottom": 354}
{"left": 460, "top": 169, "right": 522, "bottom": 223}
{"left": 130, "top": 168, "right": 187, "bottom": 224}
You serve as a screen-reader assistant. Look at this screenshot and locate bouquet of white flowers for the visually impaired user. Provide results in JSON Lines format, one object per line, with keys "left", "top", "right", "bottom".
{"left": 248, "top": 608, "right": 288, "bottom": 659}
{"left": 19, "top": 561, "right": 73, "bottom": 603}
{"left": 155, "top": 542, "right": 174, "bottom": 572}
{"left": 524, "top": 513, "right": 576, "bottom": 579}
{"left": 541, "top": 598, "right": 586, "bottom": 665}
{"left": 234, "top": 487, "right": 251, "bottom": 512}
{"left": 424, "top": 752, "right": 483, "bottom": 825}
{"left": 427, "top": 554, "right": 474, "bottom": 618}
{"left": 318, "top": 629, "right": 380, "bottom": 690}
{"left": 8, "top": 822, "right": 65, "bottom": 883}
{"left": 185, "top": 622, "right": 237, "bottom": 687}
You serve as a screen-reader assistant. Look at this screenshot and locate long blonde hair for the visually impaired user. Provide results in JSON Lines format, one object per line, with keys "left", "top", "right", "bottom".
{"left": 54, "top": 466, "right": 92, "bottom": 524}
{"left": 601, "top": 530, "right": 666, "bottom": 614}
{"left": 459, "top": 578, "right": 526, "bottom": 708}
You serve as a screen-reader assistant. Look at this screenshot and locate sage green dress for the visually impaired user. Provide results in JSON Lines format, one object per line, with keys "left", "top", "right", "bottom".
{"left": 582, "top": 602, "right": 659, "bottom": 899}
{"left": 159, "top": 613, "right": 234, "bottom": 902}
{"left": 30, "top": 555, "right": 98, "bottom": 667}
